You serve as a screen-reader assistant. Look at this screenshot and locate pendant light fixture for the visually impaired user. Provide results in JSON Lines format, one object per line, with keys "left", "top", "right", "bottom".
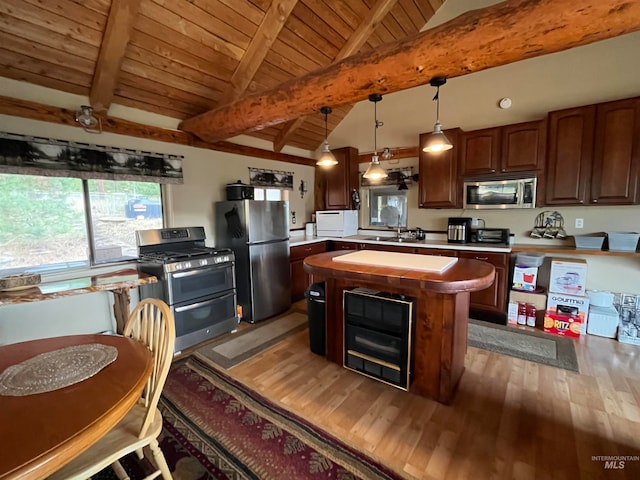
{"left": 363, "top": 94, "right": 388, "bottom": 180}
{"left": 316, "top": 106, "right": 338, "bottom": 167}
{"left": 422, "top": 76, "right": 453, "bottom": 153}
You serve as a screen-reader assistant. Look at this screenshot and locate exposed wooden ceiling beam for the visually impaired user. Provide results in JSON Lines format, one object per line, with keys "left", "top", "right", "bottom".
{"left": 180, "top": 0, "right": 640, "bottom": 143}
{"left": 225, "top": 0, "right": 298, "bottom": 101}
{"left": 0, "top": 96, "right": 315, "bottom": 166}
{"left": 90, "top": 0, "right": 142, "bottom": 112}
{"left": 273, "top": 0, "right": 400, "bottom": 152}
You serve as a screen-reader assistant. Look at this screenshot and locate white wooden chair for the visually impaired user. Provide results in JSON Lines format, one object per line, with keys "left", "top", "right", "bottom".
{"left": 49, "top": 298, "right": 176, "bottom": 480}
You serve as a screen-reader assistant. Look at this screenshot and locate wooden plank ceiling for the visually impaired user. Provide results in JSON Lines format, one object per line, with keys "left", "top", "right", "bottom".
{"left": 0, "top": 0, "right": 443, "bottom": 153}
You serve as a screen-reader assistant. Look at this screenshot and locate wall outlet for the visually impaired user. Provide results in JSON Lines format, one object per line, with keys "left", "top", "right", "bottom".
{"left": 575, "top": 218, "right": 584, "bottom": 229}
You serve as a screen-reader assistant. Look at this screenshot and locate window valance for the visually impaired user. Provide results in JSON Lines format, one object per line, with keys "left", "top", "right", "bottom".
{"left": 0, "top": 132, "right": 183, "bottom": 184}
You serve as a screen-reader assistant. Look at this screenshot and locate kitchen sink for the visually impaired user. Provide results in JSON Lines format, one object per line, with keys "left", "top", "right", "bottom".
{"left": 364, "top": 236, "right": 420, "bottom": 243}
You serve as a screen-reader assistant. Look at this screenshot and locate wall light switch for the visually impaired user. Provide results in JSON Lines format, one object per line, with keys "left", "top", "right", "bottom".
{"left": 575, "top": 218, "right": 584, "bottom": 229}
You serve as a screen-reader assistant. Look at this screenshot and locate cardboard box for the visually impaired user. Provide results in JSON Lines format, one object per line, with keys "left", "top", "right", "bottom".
{"left": 508, "top": 289, "right": 547, "bottom": 326}
{"left": 513, "top": 265, "right": 538, "bottom": 291}
{"left": 549, "top": 257, "right": 588, "bottom": 295}
{"left": 587, "top": 305, "right": 619, "bottom": 338}
{"left": 543, "top": 311, "right": 582, "bottom": 338}
{"left": 614, "top": 293, "right": 640, "bottom": 345}
{"left": 546, "top": 292, "right": 589, "bottom": 334}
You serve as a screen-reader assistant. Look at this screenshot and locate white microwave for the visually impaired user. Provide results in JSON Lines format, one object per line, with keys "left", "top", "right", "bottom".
{"left": 315, "top": 210, "right": 359, "bottom": 237}
{"left": 463, "top": 177, "right": 537, "bottom": 209}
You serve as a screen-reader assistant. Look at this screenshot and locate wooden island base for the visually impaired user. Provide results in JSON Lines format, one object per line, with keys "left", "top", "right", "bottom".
{"left": 304, "top": 251, "right": 495, "bottom": 404}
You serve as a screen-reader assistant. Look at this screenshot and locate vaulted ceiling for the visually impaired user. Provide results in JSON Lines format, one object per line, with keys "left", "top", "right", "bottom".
{"left": 0, "top": 0, "right": 443, "bottom": 153}
{"left": 0, "top": 0, "right": 639, "bottom": 162}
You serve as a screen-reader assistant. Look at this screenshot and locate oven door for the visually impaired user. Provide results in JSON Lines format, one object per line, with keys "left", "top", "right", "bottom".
{"left": 173, "top": 291, "right": 237, "bottom": 353}
{"left": 167, "top": 262, "right": 235, "bottom": 305}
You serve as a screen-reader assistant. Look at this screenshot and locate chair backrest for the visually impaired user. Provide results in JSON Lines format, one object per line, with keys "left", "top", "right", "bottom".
{"left": 123, "top": 298, "right": 176, "bottom": 438}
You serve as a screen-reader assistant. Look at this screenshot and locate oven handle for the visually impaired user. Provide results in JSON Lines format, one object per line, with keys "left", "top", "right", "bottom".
{"left": 174, "top": 292, "right": 235, "bottom": 313}
{"left": 171, "top": 263, "right": 231, "bottom": 279}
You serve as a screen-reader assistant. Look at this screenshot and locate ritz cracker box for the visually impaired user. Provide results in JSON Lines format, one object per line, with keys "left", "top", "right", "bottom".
{"left": 543, "top": 311, "right": 583, "bottom": 338}
{"left": 546, "top": 292, "right": 590, "bottom": 335}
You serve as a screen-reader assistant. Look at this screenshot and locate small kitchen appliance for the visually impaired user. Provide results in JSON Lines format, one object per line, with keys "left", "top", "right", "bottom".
{"left": 470, "top": 228, "right": 511, "bottom": 244}
{"left": 136, "top": 226, "right": 237, "bottom": 354}
{"left": 447, "top": 217, "right": 472, "bottom": 243}
{"left": 316, "top": 210, "right": 358, "bottom": 237}
{"left": 225, "top": 180, "right": 254, "bottom": 200}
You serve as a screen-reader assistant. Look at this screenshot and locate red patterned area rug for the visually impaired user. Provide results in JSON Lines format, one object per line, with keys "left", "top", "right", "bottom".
{"left": 152, "top": 355, "right": 403, "bottom": 480}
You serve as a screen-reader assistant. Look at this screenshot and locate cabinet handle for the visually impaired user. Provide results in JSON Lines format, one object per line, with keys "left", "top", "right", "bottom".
{"left": 304, "top": 247, "right": 312, "bottom": 251}
{"left": 593, "top": 199, "right": 598, "bottom": 203}
{"left": 579, "top": 200, "right": 584, "bottom": 204}
{"left": 475, "top": 256, "right": 489, "bottom": 261}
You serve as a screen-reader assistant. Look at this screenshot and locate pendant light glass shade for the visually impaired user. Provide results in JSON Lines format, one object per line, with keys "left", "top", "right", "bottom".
{"left": 423, "top": 77, "right": 453, "bottom": 153}
{"left": 363, "top": 154, "right": 387, "bottom": 180}
{"left": 316, "top": 106, "right": 338, "bottom": 167}
{"left": 363, "top": 94, "right": 388, "bottom": 180}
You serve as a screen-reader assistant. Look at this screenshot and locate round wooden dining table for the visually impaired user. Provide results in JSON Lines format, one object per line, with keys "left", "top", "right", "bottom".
{"left": 0, "top": 334, "right": 153, "bottom": 480}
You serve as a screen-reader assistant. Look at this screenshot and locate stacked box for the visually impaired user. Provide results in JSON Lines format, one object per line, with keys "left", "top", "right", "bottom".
{"left": 614, "top": 293, "right": 640, "bottom": 345}
{"left": 546, "top": 293, "right": 589, "bottom": 335}
{"left": 544, "top": 258, "right": 589, "bottom": 337}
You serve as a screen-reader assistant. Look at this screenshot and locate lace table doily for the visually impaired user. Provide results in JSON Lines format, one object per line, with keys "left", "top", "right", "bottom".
{"left": 0, "top": 343, "right": 118, "bottom": 396}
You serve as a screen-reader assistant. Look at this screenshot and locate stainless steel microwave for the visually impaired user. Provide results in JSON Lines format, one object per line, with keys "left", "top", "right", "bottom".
{"left": 463, "top": 177, "right": 536, "bottom": 209}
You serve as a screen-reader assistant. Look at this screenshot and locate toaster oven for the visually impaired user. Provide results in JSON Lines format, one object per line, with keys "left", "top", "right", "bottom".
{"left": 470, "top": 228, "right": 511, "bottom": 244}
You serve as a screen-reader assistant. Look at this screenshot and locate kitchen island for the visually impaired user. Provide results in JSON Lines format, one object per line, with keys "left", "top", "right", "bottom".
{"left": 304, "top": 250, "right": 495, "bottom": 404}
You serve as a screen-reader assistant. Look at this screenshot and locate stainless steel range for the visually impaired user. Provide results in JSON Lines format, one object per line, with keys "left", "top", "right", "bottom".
{"left": 136, "top": 226, "right": 237, "bottom": 353}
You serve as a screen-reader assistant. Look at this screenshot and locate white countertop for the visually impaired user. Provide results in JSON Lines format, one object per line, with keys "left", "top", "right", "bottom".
{"left": 289, "top": 232, "right": 512, "bottom": 253}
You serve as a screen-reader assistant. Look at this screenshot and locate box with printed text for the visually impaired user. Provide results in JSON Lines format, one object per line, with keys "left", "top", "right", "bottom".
{"left": 549, "top": 257, "right": 588, "bottom": 295}
{"left": 546, "top": 292, "right": 589, "bottom": 334}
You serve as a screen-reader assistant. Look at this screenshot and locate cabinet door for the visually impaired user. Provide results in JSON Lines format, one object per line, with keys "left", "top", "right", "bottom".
{"left": 290, "top": 258, "right": 307, "bottom": 302}
{"left": 545, "top": 106, "right": 596, "bottom": 205}
{"left": 591, "top": 98, "right": 640, "bottom": 205}
{"left": 501, "top": 120, "right": 546, "bottom": 173}
{"left": 318, "top": 147, "right": 359, "bottom": 210}
{"left": 458, "top": 251, "right": 507, "bottom": 314}
{"left": 418, "top": 129, "right": 461, "bottom": 208}
{"left": 461, "top": 127, "right": 501, "bottom": 176}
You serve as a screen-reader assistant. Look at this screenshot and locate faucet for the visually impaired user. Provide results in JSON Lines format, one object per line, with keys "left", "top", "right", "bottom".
{"left": 396, "top": 213, "right": 403, "bottom": 239}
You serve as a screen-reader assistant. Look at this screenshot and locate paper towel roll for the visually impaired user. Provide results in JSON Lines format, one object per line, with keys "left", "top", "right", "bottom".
{"left": 305, "top": 223, "right": 316, "bottom": 236}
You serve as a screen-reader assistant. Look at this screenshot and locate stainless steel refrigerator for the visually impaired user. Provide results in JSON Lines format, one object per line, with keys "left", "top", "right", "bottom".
{"left": 215, "top": 200, "right": 291, "bottom": 323}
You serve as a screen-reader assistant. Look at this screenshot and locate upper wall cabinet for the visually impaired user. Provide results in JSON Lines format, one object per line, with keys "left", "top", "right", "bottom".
{"left": 461, "top": 121, "right": 546, "bottom": 176}
{"left": 418, "top": 128, "right": 461, "bottom": 208}
{"left": 315, "top": 146, "right": 359, "bottom": 211}
{"left": 546, "top": 98, "right": 640, "bottom": 205}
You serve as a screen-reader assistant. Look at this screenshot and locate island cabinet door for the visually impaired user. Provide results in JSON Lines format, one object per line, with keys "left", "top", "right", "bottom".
{"left": 457, "top": 251, "right": 507, "bottom": 314}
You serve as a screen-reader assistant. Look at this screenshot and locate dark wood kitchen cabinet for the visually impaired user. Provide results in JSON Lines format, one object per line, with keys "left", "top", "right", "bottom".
{"left": 546, "top": 98, "right": 640, "bottom": 205}
{"left": 458, "top": 250, "right": 508, "bottom": 322}
{"left": 418, "top": 129, "right": 462, "bottom": 208}
{"left": 359, "top": 243, "right": 416, "bottom": 253}
{"left": 461, "top": 121, "right": 545, "bottom": 177}
{"left": 460, "top": 127, "right": 501, "bottom": 176}
{"left": 416, "top": 248, "right": 458, "bottom": 257}
{"left": 290, "top": 242, "right": 327, "bottom": 301}
{"left": 329, "top": 240, "right": 358, "bottom": 251}
{"left": 315, "top": 147, "right": 359, "bottom": 211}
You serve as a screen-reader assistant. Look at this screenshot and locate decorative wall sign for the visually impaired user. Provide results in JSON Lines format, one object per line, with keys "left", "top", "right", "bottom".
{"left": 249, "top": 167, "right": 293, "bottom": 189}
{"left": 360, "top": 166, "right": 415, "bottom": 187}
{"left": 0, "top": 132, "right": 183, "bottom": 184}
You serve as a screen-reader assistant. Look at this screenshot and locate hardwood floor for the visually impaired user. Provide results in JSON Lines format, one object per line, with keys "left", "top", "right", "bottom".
{"left": 192, "top": 302, "right": 640, "bottom": 479}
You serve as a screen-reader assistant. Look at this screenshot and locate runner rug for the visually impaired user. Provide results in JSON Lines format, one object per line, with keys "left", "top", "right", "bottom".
{"left": 106, "top": 356, "right": 401, "bottom": 479}
{"left": 468, "top": 318, "right": 580, "bottom": 372}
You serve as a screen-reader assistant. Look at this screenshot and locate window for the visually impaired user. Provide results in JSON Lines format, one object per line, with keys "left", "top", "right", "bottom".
{"left": 0, "top": 173, "right": 163, "bottom": 275}
{"left": 253, "top": 188, "right": 290, "bottom": 201}
{"left": 367, "top": 187, "right": 407, "bottom": 228}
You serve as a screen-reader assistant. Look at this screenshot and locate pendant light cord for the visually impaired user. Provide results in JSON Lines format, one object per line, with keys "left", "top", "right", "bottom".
{"left": 433, "top": 86, "right": 440, "bottom": 123}
{"left": 324, "top": 110, "right": 328, "bottom": 140}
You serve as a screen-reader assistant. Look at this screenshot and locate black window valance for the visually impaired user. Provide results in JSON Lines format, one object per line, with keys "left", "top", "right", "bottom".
{"left": 0, "top": 132, "right": 183, "bottom": 184}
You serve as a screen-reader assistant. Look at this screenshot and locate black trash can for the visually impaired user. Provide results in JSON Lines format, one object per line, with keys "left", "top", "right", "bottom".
{"left": 305, "top": 282, "right": 326, "bottom": 355}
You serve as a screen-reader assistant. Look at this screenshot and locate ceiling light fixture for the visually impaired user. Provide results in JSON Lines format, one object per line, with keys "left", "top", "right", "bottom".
{"left": 422, "top": 76, "right": 452, "bottom": 153}
{"left": 75, "top": 105, "right": 102, "bottom": 134}
{"left": 316, "top": 106, "right": 338, "bottom": 167}
{"left": 363, "top": 94, "right": 388, "bottom": 180}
